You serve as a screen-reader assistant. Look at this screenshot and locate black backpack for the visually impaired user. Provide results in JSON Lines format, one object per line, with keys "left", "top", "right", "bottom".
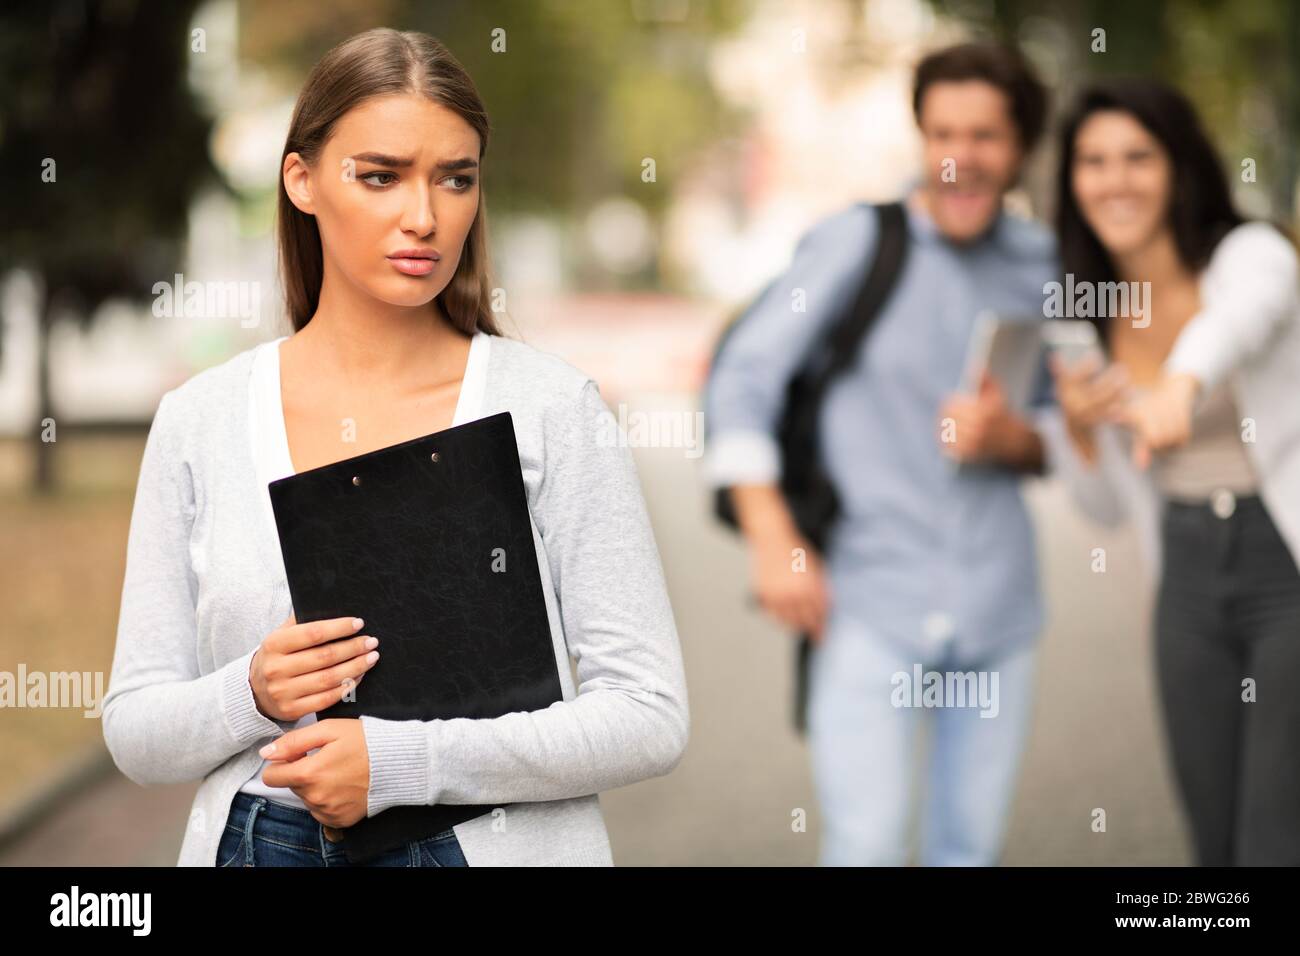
{"left": 705, "top": 201, "right": 909, "bottom": 733}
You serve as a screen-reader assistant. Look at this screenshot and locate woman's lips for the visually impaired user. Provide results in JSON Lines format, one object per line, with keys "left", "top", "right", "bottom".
{"left": 388, "top": 256, "right": 437, "bottom": 276}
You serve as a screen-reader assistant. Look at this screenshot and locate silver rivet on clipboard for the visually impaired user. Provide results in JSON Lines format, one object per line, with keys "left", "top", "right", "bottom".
{"left": 430, "top": 452, "right": 440, "bottom": 463}
{"left": 352, "top": 476, "right": 362, "bottom": 486}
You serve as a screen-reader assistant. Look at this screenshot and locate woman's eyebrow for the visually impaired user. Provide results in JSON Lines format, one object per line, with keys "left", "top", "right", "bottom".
{"left": 350, "top": 152, "right": 478, "bottom": 172}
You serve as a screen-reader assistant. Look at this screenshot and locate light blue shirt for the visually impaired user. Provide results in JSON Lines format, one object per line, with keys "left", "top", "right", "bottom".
{"left": 703, "top": 195, "right": 1059, "bottom": 665}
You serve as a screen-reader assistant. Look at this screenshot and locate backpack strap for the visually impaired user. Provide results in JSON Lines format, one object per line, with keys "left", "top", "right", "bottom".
{"left": 789, "top": 201, "right": 908, "bottom": 737}
{"left": 802, "top": 200, "right": 909, "bottom": 388}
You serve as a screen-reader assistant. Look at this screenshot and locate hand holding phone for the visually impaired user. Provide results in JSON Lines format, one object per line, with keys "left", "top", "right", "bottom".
{"left": 1046, "top": 340, "right": 1130, "bottom": 433}
{"left": 1041, "top": 319, "right": 1104, "bottom": 371}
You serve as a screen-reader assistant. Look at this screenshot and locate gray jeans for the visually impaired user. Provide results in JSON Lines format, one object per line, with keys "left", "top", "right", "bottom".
{"left": 1155, "top": 492, "right": 1300, "bottom": 865}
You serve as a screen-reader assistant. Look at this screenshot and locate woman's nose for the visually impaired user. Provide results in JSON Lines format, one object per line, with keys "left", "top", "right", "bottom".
{"left": 400, "top": 182, "right": 436, "bottom": 236}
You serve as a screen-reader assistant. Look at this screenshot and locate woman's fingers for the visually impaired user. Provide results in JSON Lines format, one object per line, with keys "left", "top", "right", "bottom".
{"left": 290, "top": 676, "right": 371, "bottom": 720}
{"left": 275, "top": 631, "right": 378, "bottom": 681}
{"left": 1077, "top": 367, "right": 1128, "bottom": 418}
{"left": 278, "top": 615, "right": 367, "bottom": 654}
{"left": 291, "top": 645, "right": 381, "bottom": 698}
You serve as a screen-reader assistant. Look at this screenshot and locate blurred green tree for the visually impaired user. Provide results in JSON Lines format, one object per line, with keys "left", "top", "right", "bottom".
{"left": 239, "top": 0, "right": 746, "bottom": 288}
{"left": 928, "top": 0, "right": 1299, "bottom": 219}
{"left": 0, "top": 0, "right": 223, "bottom": 493}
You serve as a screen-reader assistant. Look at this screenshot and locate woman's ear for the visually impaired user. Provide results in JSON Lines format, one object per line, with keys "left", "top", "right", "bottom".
{"left": 282, "top": 151, "right": 316, "bottom": 215}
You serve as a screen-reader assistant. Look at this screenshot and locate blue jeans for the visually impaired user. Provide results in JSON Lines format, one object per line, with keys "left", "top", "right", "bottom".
{"left": 807, "top": 614, "right": 1038, "bottom": 865}
{"left": 216, "top": 791, "right": 469, "bottom": 867}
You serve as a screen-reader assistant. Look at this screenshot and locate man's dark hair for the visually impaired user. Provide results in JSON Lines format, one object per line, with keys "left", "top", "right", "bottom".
{"left": 912, "top": 41, "right": 1049, "bottom": 152}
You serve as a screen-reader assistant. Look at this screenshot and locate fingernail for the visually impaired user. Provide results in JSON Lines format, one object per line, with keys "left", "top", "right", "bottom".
{"left": 366, "top": 651, "right": 380, "bottom": 664}
{"left": 352, "top": 617, "right": 364, "bottom": 630}
{"left": 364, "top": 636, "right": 378, "bottom": 650}
{"left": 259, "top": 744, "right": 275, "bottom": 757}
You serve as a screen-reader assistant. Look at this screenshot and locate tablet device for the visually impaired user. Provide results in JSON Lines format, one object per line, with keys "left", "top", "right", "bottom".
{"left": 959, "top": 311, "right": 1045, "bottom": 414}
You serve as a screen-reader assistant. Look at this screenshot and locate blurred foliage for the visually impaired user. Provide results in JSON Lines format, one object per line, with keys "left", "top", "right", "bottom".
{"left": 0, "top": 0, "right": 220, "bottom": 316}
{"left": 929, "top": 0, "right": 1300, "bottom": 218}
{"left": 240, "top": 0, "right": 748, "bottom": 219}
{"left": 0, "top": 0, "right": 218, "bottom": 490}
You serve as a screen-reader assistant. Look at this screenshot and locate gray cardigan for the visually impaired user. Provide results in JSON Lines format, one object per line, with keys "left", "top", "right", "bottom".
{"left": 102, "top": 331, "right": 690, "bottom": 866}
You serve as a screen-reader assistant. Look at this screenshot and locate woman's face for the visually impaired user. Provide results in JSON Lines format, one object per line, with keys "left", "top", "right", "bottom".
{"left": 1070, "top": 109, "right": 1173, "bottom": 258}
{"left": 283, "top": 93, "right": 481, "bottom": 310}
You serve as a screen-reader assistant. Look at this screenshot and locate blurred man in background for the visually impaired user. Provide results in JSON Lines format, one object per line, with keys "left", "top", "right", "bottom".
{"left": 704, "top": 42, "right": 1057, "bottom": 865}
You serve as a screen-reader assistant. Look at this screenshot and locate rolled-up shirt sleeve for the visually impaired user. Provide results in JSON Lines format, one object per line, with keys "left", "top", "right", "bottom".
{"left": 702, "top": 205, "right": 878, "bottom": 488}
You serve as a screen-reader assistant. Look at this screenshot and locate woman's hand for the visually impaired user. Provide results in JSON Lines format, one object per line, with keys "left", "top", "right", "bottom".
{"left": 1049, "top": 351, "right": 1130, "bottom": 463}
{"left": 1114, "top": 371, "right": 1200, "bottom": 469}
{"left": 258, "top": 719, "right": 371, "bottom": 828}
{"left": 249, "top": 613, "right": 380, "bottom": 721}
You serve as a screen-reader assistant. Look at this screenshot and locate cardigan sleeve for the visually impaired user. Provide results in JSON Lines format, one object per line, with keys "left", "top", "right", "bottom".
{"left": 102, "top": 389, "right": 285, "bottom": 786}
{"left": 360, "top": 378, "right": 690, "bottom": 815}
{"left": 1036, "top": 407, "right": 1129, "bottom": 529}
{"left": 1165, "top": 222, "right": 1300, "bottom": 393}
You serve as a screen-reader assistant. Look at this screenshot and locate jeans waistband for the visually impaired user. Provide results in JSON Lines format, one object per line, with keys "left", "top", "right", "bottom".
{"left": 226, "top": 789, "right": 460, "bottom": 845}
{"left": 1165, "top": 490, "right": 1262, "bottom": 519}
{"left": 230, "top": 789, "right": 317, "bottom": 823}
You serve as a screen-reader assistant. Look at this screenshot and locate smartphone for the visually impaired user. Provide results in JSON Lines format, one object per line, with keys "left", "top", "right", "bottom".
{"left": 1041, "top": 319, "right": 1103, "bottom": 371}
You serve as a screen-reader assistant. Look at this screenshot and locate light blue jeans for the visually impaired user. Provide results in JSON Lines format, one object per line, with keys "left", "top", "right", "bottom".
{"left": 806, "top": 614, "right": 1039, "bottom": 866}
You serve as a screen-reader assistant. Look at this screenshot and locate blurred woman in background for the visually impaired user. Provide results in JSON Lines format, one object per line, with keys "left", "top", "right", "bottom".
{"left": 1048, "top": 78, "right": 1300, "bottom": 865}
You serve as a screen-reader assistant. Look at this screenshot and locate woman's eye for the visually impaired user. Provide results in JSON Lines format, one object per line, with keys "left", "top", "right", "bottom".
{"left": 360, "top": 171, "right": 397, "bottom": 187}
{"left": 446, "top": 175, "right": 476, "bottom": 191}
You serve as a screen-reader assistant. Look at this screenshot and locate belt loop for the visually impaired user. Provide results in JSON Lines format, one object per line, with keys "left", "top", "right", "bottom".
{"left": 242, "top": 796, "right": 267, "bottom": 867}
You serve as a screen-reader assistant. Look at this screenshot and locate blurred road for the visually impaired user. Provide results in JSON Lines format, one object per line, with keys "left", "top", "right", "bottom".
{"left": 602, "top": 393, "right": 1190, "bottom": 866}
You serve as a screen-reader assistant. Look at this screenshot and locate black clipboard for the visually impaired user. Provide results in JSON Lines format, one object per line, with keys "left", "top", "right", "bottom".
{"left": 267, "top": 411, "right": 562, "bottom": 863}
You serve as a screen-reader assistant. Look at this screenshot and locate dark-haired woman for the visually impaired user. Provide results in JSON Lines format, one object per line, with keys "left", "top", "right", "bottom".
{"left": 1045, "top": 79, "right": 1300, "bottom": 865}
{"left": 102, "top": 28, "right": 689, "bottom": 867}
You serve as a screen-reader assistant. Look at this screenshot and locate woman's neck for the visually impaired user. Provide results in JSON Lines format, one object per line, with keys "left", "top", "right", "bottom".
{"left": 294, "top": 267, "right": 465, "bottom": 386}
{"left": 1111, "top": 227, "right": 1191, "bottom": 288}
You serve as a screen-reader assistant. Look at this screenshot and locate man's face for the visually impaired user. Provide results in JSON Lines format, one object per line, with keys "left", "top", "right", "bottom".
{"left": 917, "top": 80, "right": 1024, "bottom": 242}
